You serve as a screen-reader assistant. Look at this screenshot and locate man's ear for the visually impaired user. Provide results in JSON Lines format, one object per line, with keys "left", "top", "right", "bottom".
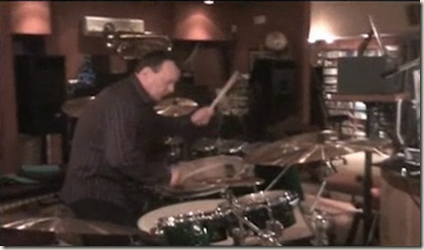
{"left": 139, "top": 67, "right": 153, "bottom": 77}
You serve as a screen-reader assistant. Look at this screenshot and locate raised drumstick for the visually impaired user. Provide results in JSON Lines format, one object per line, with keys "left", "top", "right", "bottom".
{"left": 210, "top": 71, "right": 240, "bottom": 110}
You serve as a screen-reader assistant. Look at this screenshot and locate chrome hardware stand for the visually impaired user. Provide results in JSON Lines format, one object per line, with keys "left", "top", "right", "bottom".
{"left": 220, "top": 188, "right": 282, "bottom": 246}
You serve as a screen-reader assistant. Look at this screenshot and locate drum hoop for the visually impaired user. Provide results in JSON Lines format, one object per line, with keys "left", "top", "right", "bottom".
{"left": 138, "top": 199, "right": 225, "bottom": 233}
{"left": 237, "top": 190, "right": 297, "bottom": 208}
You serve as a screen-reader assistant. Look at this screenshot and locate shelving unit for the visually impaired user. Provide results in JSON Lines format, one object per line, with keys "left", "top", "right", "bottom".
{"left": 315, "top": 40, "right": 402, "bottom": 138}
{"left": 317, "top": 48, "right": 367, "bottom": 137}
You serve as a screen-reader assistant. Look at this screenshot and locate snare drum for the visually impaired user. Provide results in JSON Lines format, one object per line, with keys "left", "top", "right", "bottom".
{"left": 137, "top": 199, "right": 230, "bottom": 246}
{"left": 221, "top": 190, "right": 299, "bottom": 230}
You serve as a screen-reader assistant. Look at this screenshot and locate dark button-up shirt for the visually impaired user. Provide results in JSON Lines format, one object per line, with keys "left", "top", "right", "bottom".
{"left": 60, "top": 74, "right": 194, "bottom": 209}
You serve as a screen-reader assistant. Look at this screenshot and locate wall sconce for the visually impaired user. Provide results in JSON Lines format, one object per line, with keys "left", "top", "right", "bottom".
{"left": 308, "top": 26, "right": 335, "bottom": 44}
{"left": 10, "top": 1, "right": 51, "bottom": 35}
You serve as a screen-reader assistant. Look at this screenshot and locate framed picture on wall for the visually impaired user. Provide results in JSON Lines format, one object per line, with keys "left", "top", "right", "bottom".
{"left": 249, "top": 50, "right": 275, "bottom": 71}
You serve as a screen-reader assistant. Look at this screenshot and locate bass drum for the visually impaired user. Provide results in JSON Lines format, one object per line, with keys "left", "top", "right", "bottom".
{"left": 137, "top": 199, "right": 233, "bottom": 246}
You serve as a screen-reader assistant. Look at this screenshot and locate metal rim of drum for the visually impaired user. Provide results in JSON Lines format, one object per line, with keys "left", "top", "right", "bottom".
{"left": 237, "top": 190, "right": 299, "bottom": 211}
{"left": 158, "top": 210, "right": 226, "bottom": 228}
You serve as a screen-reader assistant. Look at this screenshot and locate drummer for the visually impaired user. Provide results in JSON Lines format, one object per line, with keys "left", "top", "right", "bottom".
{"left": 60, "top": 50, "right": 215, "bottom": 228}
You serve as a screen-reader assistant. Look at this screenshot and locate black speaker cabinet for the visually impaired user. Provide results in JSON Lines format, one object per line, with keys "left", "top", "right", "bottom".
{"left": 14, "top": 55, "right": 66, "bottom": 135}
{"left": 247, "top": 59, "right": 297, "bottom": 140}
{"left": 337, "top": 57, "right": 403, "bottom": 95}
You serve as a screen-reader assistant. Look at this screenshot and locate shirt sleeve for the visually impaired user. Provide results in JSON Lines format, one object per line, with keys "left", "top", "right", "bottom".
{"left": 104, "top": 101, "right": 171, "bottom": 185}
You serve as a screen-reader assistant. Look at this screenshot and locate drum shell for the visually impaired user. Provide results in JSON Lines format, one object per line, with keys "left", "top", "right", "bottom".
{"left": 158, "top": 210, "right": 228, "bottom": 246}
{"left": 224, "top": 201, "right": 296, "bottom": 230}
{"left": 200, "top": 211, "right": 229, "bottom": 243}
{"left": 221, "top": 190, "right": 298, "bottom": 230}
{"left": 244, "top": 203, "right": 296, "bottom": 229}
{"left": 162, "top": 219, "right": 209, "bottom": 246}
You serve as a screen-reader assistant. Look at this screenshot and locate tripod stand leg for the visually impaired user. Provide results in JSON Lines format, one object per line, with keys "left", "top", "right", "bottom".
{"left": 310, "top": 180, "right": 327, "bottom": 213}
{"left": 264, "top": 165, "right": 292, "bottom": 191}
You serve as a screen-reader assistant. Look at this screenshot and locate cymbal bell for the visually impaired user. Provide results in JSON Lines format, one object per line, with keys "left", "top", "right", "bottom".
{"left": 2, "top": 217, "right": 141, "bottom": 236}
{"left": 154, "top": 97, "right": 198, "bottom": 117}
{"left": 62, "top": 96, "right": 95, "bottom": 117}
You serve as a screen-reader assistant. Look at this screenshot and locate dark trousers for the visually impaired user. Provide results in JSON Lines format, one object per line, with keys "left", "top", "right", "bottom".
{"left": 68, "top": 198, "right": 137, "bottom": 228}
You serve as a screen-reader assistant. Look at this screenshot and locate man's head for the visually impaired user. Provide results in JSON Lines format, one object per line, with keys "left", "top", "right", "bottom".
{"left": 134, "top": 51, "right": 181, "bottom": 101}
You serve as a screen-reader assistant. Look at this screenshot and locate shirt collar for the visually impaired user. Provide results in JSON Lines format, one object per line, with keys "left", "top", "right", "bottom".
{"left": 130, "top": 73, "right": 155, "bottom": 105}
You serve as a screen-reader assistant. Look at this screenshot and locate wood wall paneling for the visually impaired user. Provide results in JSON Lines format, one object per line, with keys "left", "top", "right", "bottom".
{"left": 10, "top": 1, "right": 52, "bottom": 35}
{"left": 172, "top": 2, "right": 238, "bottom": 41}
{"left": 2, "top": 2, "right": 312, "bottom": 172}
{"left": 231, "top": 2, "right": 311, "bottom": 123}
{"left": 0, "top": 2, "right": 20, "bottom": 174}
{"left": 49, "top": 1, "right": 174, "bottom": 79}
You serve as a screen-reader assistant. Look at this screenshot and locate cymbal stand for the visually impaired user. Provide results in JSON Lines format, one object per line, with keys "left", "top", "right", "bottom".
{"left": 308, "top": 209, "right": 333, "bottom": 246}
{"left": 309, "top": 161, "right": 336, "bottom": 213}
{"left": 264, "top": 164, "right": 293, "bottom": 191}
{"left": 220, "top": 188, "right": 282, "bottom": 246}
{"left": 302, "top": 160, "right": 336, "bottom": 246}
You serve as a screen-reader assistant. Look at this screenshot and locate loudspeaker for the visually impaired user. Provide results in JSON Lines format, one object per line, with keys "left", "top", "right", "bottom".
{"left": 337, "top": 57, "right": 403, "bottom": 95}
{"left": 247, "top": 59, "right": 297, "bottom": 140}
{"left": 14, "top": 55, "right": 66, "bottom": 135}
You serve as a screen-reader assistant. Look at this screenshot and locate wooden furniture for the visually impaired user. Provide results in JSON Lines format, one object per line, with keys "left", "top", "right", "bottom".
{"left": 379, "top": 166, "right": 420, "bottom": 246}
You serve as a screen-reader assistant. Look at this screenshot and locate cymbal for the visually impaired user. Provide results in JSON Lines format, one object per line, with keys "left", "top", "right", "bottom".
{"left": 62, "top": 96, "right": 95, "bottom": 117}
{"left": 188, "top": 176, "right": 265, "bottom": 188}
{"left": 2, "top": 217, "right": 141, "bottom": 236}
{"left": 244, "top": 130, "right": 364, "bottom": 166}
{"left": 154, "top": 183, "right": 227, "bottom": 200}
{"left": 154, "top": 97, "right": 198, "bottom": 117}
{"left": 343, "top": 138, "right": 392, "bottom": 154}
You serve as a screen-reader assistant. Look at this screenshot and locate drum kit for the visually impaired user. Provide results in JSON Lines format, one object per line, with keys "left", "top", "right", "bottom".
{"left": 135, "top": 128, "right": 391, "bottom": 246}
{"left": 57, "top": 77, "right": 395, "bottom": 246}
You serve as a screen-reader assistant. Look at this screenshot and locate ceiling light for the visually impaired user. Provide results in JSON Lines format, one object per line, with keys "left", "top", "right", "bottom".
{"left": 204, "top": 1, "right": 214, "bottom": 5}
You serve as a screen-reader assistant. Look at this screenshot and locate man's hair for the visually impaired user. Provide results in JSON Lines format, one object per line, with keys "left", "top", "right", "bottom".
{"left": 134, "top": 50, "right": 180, "bottom": 73}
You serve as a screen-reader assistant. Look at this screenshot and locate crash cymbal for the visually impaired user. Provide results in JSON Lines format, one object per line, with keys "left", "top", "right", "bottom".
{"left": 244, "top": 130, "right": 364, "bottom": 166}
{"left": 2, "top": 217, "right": 141, "bottom": 236}
{"left": 62, "top": 96, "right": 95, "bottom": 117}
{"left": 154, "top": 97, "right": 198, "bottom": 117}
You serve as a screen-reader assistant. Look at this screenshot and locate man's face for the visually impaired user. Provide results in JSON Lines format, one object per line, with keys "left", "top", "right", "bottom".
{"left": 147, "top": 60, "right": 181, "bottom": 101}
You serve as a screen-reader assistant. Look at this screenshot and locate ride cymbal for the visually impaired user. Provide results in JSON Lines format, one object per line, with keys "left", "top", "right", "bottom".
{"left": 245, "top": 130, "right": 391, "bottom": 167}
{"left": 154, "top": 97, "right": 198, "bottom": 117}
{"left": 245, "top": 130, "right": 363, "bottom": 166}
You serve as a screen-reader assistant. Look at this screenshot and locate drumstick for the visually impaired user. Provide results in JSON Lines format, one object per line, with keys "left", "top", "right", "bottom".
{"left": 210, "top": 71, "right": 240, "bottom": 110}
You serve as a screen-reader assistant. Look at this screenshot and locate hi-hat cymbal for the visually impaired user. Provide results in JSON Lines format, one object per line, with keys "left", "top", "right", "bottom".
{"left": 154, "top": 97, "right": 198, "bottom": 117}
{"left": 2, "top": 217, "right": 141, "bottom": 236}
{"left": 62, "top": 96, "right": 95, "bottom": 117}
